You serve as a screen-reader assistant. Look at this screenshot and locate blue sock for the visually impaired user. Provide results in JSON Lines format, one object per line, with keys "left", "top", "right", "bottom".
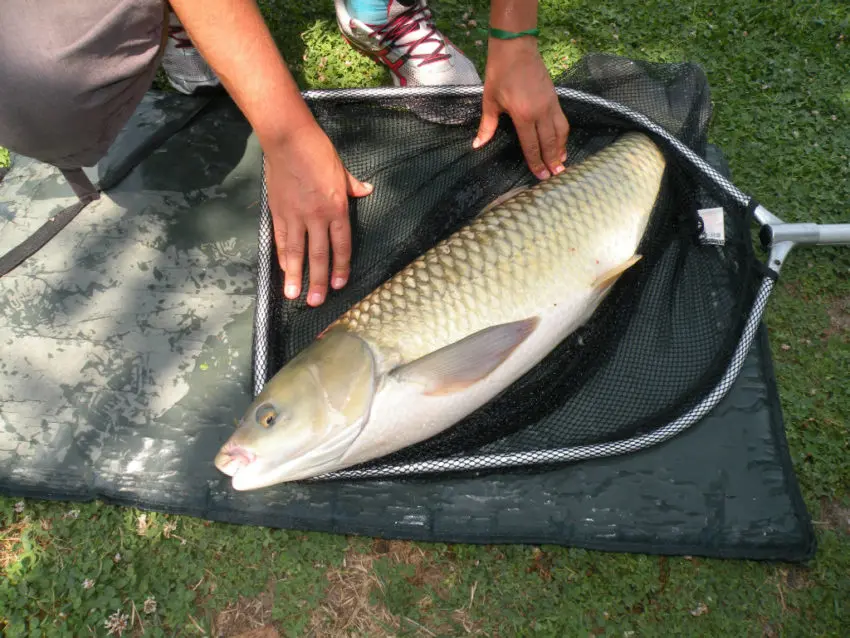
{"left": 347, "top": 0, "right": 390, "bottom": 24}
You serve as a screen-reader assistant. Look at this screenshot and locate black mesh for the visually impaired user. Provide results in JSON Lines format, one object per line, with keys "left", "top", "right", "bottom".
{"left": 252, "top": 54, "right": 767, "bottom": 480}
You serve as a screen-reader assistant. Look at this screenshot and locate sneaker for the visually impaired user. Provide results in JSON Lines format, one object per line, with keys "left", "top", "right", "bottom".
{"left": 160, "top": 12, "right": 223, "bottom": 96}
{"left": 334, "top": 0, "right": 481, "bottom": 87}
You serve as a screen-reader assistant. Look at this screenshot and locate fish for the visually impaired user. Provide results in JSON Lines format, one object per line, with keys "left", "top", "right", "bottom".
{"left": 215, "top": 131, "right": 667, "bottom": 490}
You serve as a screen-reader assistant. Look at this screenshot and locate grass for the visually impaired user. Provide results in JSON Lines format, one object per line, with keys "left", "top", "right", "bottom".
{"left": 2, "top": 0, "right": 849, "bottom": 635}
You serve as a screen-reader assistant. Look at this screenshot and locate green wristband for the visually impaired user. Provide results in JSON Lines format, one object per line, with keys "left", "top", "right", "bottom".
{"left": 488, "top": 27, "right": 540, "bottom": 40}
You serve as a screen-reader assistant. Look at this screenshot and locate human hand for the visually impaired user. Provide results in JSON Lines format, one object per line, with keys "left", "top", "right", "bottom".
{"left": 265, "top": 124, "right": 373, "bottom": 307}
{"left": 473, "top": 37, "right": 570, "bottom": 180}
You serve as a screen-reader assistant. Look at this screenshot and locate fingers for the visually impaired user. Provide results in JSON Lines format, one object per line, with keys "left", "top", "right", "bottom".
{"left": 283, "top": 220, "right": 306, "bottom": 300}
{"left": 473, "top": 95, "right": 501, "bottom": 150}
{"left": 346, "top": 170, "right": 373, "bottom": 198}
{"left": 555, "top": 108, "right": 570, "bottom": 165}
{"left": 516, "top": 105, "right": 571, "bottom": 180}
{"left": 329, "top": 215, "right": 352, "bottom": 291}
{"left": 306, "top": 220, "right": 330, "bottom": 307}
{"left": 537, "top": 111, "right": 567, "bottom": 175}
{"left": 273, "top": 216, "right": 288, "bottom": 276}
{"left": 514, "top": 119, "right": 549, "bottom": 180}
{"left": 536, "top": 117, "right": 565, "bottom": 177}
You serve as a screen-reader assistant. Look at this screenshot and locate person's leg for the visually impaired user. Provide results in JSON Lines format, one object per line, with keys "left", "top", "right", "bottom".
{"left": 0, "top": 0, "right": 168, "bottom": 172}
{"left": 160, "top": 8, "right": 223, "bottom": 95}
{"left": 334, "top": 0, "right": 481, "bottom": 87}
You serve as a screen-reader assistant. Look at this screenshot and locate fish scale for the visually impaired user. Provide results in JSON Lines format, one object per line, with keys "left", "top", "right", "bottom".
{"left": 333, "top": 131, "right": 667, "bottom": 371}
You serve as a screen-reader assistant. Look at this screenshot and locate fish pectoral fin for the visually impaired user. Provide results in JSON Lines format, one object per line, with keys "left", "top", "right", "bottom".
{"left": 592, "top": 254, "right": 643, "bottom": 289}
{"left": 478, "top": 186, "right": 530, "bottom": 216}
{"left": 390, "top": 317, "right": 540, "bottom": 396}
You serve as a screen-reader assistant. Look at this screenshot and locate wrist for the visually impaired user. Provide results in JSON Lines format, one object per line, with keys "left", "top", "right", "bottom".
{"left": 487, "top": 35, "right": 539, "bottom": 58}
{"left": 255, "top": 110, "right": 317, "bottom": 151}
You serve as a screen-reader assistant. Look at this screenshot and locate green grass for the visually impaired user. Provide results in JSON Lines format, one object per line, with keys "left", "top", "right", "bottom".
{"left": 2, "top": 0, "right": 849, "bottom": 635}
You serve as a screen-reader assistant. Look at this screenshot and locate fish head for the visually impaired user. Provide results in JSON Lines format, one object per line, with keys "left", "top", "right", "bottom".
{"left": 214, "top": 327, "right": 376, "bottom": 490}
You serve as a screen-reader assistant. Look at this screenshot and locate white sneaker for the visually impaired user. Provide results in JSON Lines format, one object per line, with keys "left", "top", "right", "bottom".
{"left": 160, "top": 12, "right": 223, "bottom": 96}
{"left": 334, "top": 0, "right": 481, "bottom": 87}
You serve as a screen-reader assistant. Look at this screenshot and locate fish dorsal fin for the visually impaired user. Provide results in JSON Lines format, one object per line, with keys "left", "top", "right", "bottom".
{"left": 592, "top": 254, "right": 643, "bottom": 289}
{"left": 478, "top": 186, "right": 530, "bottom": 216}
{"left": 390, "top": 317, "right": 540, "bottom": 396}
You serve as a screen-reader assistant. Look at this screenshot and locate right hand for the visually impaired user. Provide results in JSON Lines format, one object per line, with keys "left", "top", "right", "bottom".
{"left": 264, "top": 124, "right": 373, "bottom": 307}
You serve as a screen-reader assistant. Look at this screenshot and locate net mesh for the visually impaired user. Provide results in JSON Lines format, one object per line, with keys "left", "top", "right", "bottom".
{"left": 252, "top": 54, "right": 767, "bottom": 480}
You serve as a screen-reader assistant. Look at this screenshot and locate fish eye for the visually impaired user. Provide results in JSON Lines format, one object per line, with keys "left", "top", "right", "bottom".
{"left": 255, "top": 403, "right": 278, "bottom": 428}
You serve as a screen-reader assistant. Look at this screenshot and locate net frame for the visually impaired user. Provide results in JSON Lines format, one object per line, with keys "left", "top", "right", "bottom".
{"left": 251, "top": 84, "right": 850, "bottom": 482}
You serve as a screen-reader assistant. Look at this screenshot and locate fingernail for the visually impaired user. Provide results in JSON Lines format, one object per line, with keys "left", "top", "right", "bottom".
{"left": 561, "top": 152, "right": 567, "bottom": 162}
{"left": 553, "top": 164, "right": 565, "bottom": 175}
{"left": 364, "top": 182, "right": 374, "bottom": 192}
{"left": 472, "top": 137, "right": 481, "bottom": 149}
{"left": 332, "top": 276, "right": 347, "bottom": 289}
{"left": 308, "top": 292, "right": 323, "bottom": 306}
{"left": 285, "top": 284, "right": 299, "bottom": 299}
{"left": 536, "top": 169, "right": 551, "bottom": 180}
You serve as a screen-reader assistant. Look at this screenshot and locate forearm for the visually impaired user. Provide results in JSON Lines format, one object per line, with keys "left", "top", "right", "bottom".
{"left": 167, "top": 0, "right": 316, "bottom": 149}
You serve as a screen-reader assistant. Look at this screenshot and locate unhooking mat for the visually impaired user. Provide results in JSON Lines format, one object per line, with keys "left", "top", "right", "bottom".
{"left": 0, "top": 58, "right": 815, "bottom": 562}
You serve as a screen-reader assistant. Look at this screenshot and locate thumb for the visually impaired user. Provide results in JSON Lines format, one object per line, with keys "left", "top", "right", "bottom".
{"left": 473, "top": 95, "right": 501, "bottom": 150}
{"left": 346, "top": 170, "right": 373, "bottom": 198}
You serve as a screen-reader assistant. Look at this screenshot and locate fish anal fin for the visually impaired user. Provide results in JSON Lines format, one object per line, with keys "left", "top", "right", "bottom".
{"left": 592, "top": 254, "right": 643, "bottom": 289}
{"left": 391, "top": 317, "right": 540, "bottom": 396}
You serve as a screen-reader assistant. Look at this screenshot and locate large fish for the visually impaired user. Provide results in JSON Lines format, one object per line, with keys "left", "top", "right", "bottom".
{"left": 215, "top": 131, "right": 667, "bottom": 490}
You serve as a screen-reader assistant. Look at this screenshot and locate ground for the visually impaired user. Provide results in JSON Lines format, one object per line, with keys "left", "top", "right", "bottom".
{"left": 1, "top": 0, "right": 848, "bottom": 636}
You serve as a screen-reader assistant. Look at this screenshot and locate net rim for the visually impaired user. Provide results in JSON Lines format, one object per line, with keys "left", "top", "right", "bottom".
{"left": 252, "top": 84, "right": 778, "bottom": 482}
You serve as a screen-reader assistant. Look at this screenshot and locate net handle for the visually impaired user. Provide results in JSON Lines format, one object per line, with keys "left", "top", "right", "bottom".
{"left": 762, "top": 221, "right": 850, "bottom": 247}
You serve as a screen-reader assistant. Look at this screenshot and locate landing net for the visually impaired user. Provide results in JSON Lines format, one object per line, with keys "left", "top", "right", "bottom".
{"left": 253, "top": 54, "right": 772, "bottom": 480}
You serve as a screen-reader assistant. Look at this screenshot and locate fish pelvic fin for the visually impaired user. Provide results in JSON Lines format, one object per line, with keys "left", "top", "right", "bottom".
{"left": 592, "top": 254, "right": 643, "bottom": 290}
{"left": 390, "top": 317, "right": 540, "bottom": 396}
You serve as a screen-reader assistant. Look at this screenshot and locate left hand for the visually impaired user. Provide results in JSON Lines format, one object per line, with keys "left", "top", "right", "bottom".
{"left": 473, "top": 37, "right": 570, "bottom": 180}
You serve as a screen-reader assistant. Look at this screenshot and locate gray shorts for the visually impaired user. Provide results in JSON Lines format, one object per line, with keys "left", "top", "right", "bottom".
{"left": 0, "top": 0, "right": 167, "bottom": 171}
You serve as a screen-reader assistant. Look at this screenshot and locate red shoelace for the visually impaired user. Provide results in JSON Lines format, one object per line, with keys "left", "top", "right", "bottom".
{"left": 369, "top": 5, "right": 451, "bottom": 66}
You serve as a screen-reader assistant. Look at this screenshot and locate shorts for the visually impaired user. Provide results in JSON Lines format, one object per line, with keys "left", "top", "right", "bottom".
{"left": 0, "top": 0, "right": 168, "bottom": 171}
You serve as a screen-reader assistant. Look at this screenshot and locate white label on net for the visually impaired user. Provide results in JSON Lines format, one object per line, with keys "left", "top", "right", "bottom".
{"left": 697, "top": 207, "right": 725, "bottom": 245}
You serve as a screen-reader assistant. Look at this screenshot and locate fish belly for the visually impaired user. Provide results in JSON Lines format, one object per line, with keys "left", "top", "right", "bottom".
{"left": 337, "top": 290, "right": 605, "bottom": 468}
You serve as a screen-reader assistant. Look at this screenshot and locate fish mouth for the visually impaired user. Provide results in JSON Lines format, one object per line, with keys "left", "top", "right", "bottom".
{"left": 224, "top": 424, "right": 365, "bottom": 491}
{"left": 214, "top": 443, "right": 257, "bottom": 478}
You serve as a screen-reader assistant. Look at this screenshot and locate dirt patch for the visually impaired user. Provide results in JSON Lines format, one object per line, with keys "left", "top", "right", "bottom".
{"left": 308, "top": 539, "right": 484, "bottom": 637}
{"left": 307, "top": 541, "right": 400, "bottom": 637}
{"left": 1, "top": 518, "right": 29, "bottom": 571}
{"left": 781, "top": 566, "right": 814, "bottom": 591}
{"left": 1, "top": 515, "right": 52, "bottom": 573}
{"left": 760, "top": 617, "right": 782, "bottom": 638}
{"left": 825, "top": 295, "right": 850, "bottom": 339}
{"left": 212, "top": 577, "right": 278, "bottom": 638}
{"left": 819, "top": 498, "right": 850, "bottom": 535}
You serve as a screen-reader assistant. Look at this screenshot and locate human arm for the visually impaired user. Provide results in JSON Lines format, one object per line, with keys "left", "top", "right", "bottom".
{"left": 168, "top": 0, "right": 372, "bottom": 306}
{"left": 473, "top": 0, "right": 569, "bottom": 180}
